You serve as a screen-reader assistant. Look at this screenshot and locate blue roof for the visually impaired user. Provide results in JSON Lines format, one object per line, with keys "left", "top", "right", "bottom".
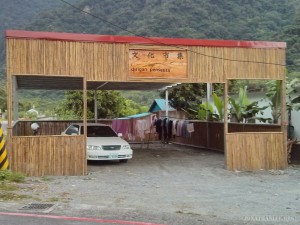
{"left": 126, "top": 112, "right": 151, "bottom": 118}
{"left": 115, "top": 112, "right": 151, "bottom": 119}
{"left": 148, "top": 99, "right": 175, "bottom": 112}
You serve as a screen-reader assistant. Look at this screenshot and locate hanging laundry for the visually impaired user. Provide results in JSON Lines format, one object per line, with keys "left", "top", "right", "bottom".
{"left": 182, "top": 120, "right": 188, "bottom": 138}
{"left": 136, "top": 119, "right": 152, "bottom": 140}
{"left": 112, "top": 119, "right": 129, "bottom": 139}
{"left": 172, "top": 119, "right": 178, "bottom": 137}
{"left": 167, "top": 119, "right": 173, "bottom": 139}
{"left": 155, "top": 118, "right": 162, "bottom": 140}
{"left": 162, "top": 118, "right": 168, "bottom": 141}
{"left": 187, "top": 123, "right": 195, "bottom": 133}
{"left": 176, "top": 120, "right": 185, "bottom": 137}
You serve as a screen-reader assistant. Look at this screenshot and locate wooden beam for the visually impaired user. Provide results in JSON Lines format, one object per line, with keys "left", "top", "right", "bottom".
{"left": 12, "top": 76, "right": 19, "bottom": 121}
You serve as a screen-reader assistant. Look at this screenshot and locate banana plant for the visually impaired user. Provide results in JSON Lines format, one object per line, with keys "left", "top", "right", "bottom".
{"left": 228, "top": 86, "right": 249, "bottom": 122}
{"left": 265, "top": 80, "right": 282, "bottom": 124}
{"left": 213, "top": 92, "right": 224, "bottom": 121}
{"left": 229, "top": 86, "right": 269, "bottom": 123}
{"left": 287, "top": 77, "right": 300, "bottom": 111}
{"left": 198, "top": 92, "right": 224, "bottom": 121}
{"left": 198, "top": 102, "right": 214, "bottom": 121}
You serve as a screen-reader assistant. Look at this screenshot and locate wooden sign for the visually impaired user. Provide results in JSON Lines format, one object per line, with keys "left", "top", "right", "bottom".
{"left": 129, "top": 49, "right": 188, "bottom": 79}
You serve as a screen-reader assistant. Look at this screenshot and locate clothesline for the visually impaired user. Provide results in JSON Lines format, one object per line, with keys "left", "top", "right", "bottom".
{"left": 157, "top": 115, "right": 188, "bottom": 120}
{"left": 112, "top": 113, "right": 194, "bottom": 142}
{"left": 154, "top": 117, "right": 195, "bottom": 143}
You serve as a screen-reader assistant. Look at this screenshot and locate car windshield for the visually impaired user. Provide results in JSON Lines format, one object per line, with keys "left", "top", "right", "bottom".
{"left": 81, "top": 126, "right": 118, "bottom": 137}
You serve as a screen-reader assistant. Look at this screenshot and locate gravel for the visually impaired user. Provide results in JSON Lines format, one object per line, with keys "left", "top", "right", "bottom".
{"left": 0, "top": 143, "right": 299, "bottom": 225}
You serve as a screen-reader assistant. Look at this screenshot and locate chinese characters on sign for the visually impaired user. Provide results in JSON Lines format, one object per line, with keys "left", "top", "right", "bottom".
{"left": 129, "top": 49, "right": 188, "bottom": 79}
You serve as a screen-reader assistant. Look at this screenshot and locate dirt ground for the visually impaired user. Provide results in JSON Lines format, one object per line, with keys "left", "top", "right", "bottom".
{"left": 1, "top": 143, "right": 299, "bottom": 225}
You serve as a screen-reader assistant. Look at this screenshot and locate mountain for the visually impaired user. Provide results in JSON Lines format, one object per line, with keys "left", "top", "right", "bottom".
{"left": 23, "top": 0, "right": 300, "bottom": 71}
{"left": 24, "top": 0, "right": 298, "bottom": 40}
{"left": 1, "top": 0, "right": 300, "bottom": 114}
{"left": 0, "top": 0, "right": 63, "bottom": 32}
{"left": 1, "top": 0, "right": 300, "bottom": 76}
{"left": 281, "top": 15, "right": 300, "bottom": 73}
{"left": 0, "top": 0, "right": 79, "bottom": 71}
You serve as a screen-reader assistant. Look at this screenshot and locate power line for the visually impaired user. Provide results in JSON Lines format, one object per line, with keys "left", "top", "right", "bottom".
{"left": 59, "top": 0, "right": 286, "bottom": 67}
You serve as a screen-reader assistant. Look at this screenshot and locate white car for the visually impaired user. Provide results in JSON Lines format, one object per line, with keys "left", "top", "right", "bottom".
{"left": 62, "top": 123, "right": 133, "bottom": 162}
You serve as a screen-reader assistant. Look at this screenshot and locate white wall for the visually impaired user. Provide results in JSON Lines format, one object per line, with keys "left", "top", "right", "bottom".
{"left": 291, "top": 110, "right": 299, "bottom": 139}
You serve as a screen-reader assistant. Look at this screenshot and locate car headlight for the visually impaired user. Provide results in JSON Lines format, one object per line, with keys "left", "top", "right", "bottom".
{"left": 87, "top": 145, "right": 102, "bottom": 150}
{"left": 122, "top": 145, "right": 131, "bottom": 150}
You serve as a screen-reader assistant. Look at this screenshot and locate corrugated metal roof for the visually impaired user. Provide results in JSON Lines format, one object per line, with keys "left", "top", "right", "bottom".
{"left": 148, "top": 99, "right": 175, "bottom": 112}
{"left": 126, "top": 112, "right": 151, "bottom": 118}
{"left": 115, "top": 112, "right": 151, "bottom": 119}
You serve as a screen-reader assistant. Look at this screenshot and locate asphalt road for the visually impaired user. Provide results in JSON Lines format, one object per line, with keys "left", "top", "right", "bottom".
{"left": 0, "top": 209, "right": 230, "bottom": 225}
{"left": 0, "top": 212, "right": 170, "bottom": 225}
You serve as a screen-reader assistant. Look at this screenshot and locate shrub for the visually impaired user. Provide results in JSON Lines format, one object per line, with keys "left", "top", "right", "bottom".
{"left": 0, "top": 170, "right": 25, "bottom": 183}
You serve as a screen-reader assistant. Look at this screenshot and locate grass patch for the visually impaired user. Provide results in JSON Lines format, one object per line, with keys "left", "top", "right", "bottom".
{"left": 0, "top": 182, "right": 18, "bottom": 191}
{"left": 0, "top": 192, "right": 30, "bottom": 201}
{"left": 46, "top": 197, "right": 60, "bottom": 202}
{"left": 0, "top": 170, "right": 25, "bottom": 183}
{"left": 41, "top": 176, "right": 54, "bottom": 182}
{"left": 0, "top": 170, "right": 30, "bottom": 201}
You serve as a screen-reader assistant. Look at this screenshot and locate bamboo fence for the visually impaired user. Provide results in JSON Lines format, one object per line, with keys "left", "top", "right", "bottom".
{"left": 226, "top": 132, "right": 287, "bottom": 171}
{"left": 9, "top": 135, "right": 86, "bottom": 176}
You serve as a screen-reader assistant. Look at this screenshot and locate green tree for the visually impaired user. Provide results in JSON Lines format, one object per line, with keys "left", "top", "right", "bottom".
{"left": 281, "top": 15, "right": 300, "bottom": 73}
{"left": 120, "top": 90, "right": 160, "bottom": 108}
{"left": 56, "top": 90, "right": 146, "bottom": 119}
{"left": 160, "top": 83, "right": 206, "bottom": 119}
{"left": 120, "top": 99, "right": 148, "bottom": 116}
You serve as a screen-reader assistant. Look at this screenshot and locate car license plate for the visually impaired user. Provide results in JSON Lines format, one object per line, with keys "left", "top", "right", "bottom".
{"left": 109, "top": 153, "right": 118, "bottom": 159}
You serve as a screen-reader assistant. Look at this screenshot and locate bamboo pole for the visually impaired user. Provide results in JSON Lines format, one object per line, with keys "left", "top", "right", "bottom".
{"left": 6, "top": 40, "right": 13, "bottom": 168}
{"left": 224, "top": 80, "right": 229, "bottom": 169}
{"left": 281, "top": 77, "right": 288, "bottom": 168}
{"left": 83, "top": 77, "right": 87, "bottom": 175}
